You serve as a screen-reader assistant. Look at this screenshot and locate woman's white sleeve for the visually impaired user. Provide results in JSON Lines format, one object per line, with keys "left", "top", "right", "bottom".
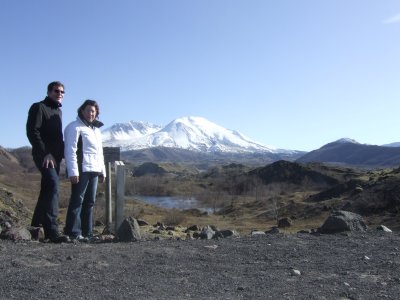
{"left": 64, "top": 123, "right": 80, "bottom": 177}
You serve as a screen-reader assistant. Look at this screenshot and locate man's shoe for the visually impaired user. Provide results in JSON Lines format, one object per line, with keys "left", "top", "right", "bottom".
{"left": 70, "top": 235, "right": 89, "bottom": 243}
{"left": 49, "top": 234, "right": 70, "bottom": 243}
{"left": 87, "top": 236, "right": 100, "bottom": 243}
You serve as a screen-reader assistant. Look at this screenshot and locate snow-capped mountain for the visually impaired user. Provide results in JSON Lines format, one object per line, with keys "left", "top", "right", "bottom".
{"left": 102, "top": 116, "right": 288, "bottom": 153}
{"left": 102, "top": 121, "right": 162, "bottom": 142}
{"left": 334, "top": 138, "right": 360, "bottom": 145}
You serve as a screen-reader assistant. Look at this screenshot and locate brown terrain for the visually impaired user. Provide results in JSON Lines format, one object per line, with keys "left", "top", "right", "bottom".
{"left": 1, "top": 146, "right": 400, "bottom": 299}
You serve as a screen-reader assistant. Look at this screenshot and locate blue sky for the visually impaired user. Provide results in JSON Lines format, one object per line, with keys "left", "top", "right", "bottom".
{"left": 1, "top": 1, "right": 399, "bottom": 151}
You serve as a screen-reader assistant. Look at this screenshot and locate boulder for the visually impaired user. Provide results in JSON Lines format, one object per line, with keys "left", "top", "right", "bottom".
{"left": 28, "top": 226, "right": 45, "bottom": 241}
{"left": 0, "top": 226, "right": 32, "bottom": 241}
{"left": 319, "top": 210, "right": 368, "bottom": 234}
{"left": 185, "top": 225, "right": 200, "bottom": 232}
{"left": 117, "top": 217, "right": 142, "bottom": 242}
{"left": 199, "top": 225, "right": 215, "bottom": 240}
{"left": 137, "top": 219, "right": 149, "bottom": 226}
{"left": 265, "top": 226, "right": 280, "bottom": 234}
{"left": 278, "top": 217, "right": 293, "bottom": 228}
{"left": 218, "top": 229, "right": 240, "bottom": 238}
{"left": 376, "top": 225, "right": 392, "bottom": 233}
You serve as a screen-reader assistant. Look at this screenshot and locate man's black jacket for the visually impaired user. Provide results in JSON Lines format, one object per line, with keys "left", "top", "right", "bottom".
{"left": 26, "top": 97, "right": 64, "bottom": 166}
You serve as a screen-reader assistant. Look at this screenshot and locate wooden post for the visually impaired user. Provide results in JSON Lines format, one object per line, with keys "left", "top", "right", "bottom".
{"left": 105, "top": 162, "right": 112, "bottom": 227}
{"left": 103, "top": 147, "right": 120, "bottom": 231}
{"left": 115, "top": 161, "right": 125, "bottom": 232}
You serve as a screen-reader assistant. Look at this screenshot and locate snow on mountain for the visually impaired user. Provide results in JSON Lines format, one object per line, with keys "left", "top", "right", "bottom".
{"left": 334, "top": 138, "right": 360, "bottom": 144}
{"left": 102, "top": 121, "right": 162, "bottom": 142}
{"left": 102, "top": 116, "right": 281, "bottom": 153}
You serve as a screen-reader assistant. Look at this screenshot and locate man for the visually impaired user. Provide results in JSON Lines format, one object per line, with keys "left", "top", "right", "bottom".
{"left": 26, "top": 81, "right": 69, "bottom": 243}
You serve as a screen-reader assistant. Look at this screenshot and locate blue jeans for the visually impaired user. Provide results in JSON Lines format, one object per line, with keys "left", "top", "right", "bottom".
{"left": 64, "top": 172, "right": 99, "bottom": 238}
{"left": 31, "top": 164, "right": 60, "bottom": 239}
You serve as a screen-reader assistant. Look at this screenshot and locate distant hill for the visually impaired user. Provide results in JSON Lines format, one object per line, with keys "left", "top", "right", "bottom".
{"left": 248, "top": 160, "right": 340, "bottom": 188}
{"left": 296, "top": 139, "right": 400, "bottom": 168}
{"left": 0, "top": 146, "right": 23, "bottom": 174}
{"left": 382, "top": 142, "right": 400, "bottom": 147}
{"left": 121, "top": 147, "right": 304, "bottom": 167}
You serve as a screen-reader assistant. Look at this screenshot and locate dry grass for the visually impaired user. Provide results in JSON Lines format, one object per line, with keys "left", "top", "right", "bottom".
{"left": 2, "top": 157, "right": 400, "bottom": 236}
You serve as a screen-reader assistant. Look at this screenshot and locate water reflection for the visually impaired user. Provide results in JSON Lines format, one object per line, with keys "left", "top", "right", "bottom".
{"left": 129, "top": 195, "right": 214, "bottom": 213}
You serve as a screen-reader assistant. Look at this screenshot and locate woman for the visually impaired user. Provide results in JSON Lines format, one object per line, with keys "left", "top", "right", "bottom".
{"left": 64, "top": 100, "right": 106, "bottom": 241}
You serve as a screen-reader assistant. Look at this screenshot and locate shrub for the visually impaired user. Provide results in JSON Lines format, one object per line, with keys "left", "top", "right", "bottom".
{"left": 162, "top": 209, "right": 186, "bottom": 226}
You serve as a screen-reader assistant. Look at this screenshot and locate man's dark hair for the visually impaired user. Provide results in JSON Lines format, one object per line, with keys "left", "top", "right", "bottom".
{"left": 78, "top": 99, "right": 100, "bottom": 118}
{"left": 47, "top": 81, "right": 64, "bottom": 93}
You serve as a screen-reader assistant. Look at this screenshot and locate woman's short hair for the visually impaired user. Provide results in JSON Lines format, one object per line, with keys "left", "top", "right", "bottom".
{"left": 78, "top": 100, "right": 100, "bottom": 118}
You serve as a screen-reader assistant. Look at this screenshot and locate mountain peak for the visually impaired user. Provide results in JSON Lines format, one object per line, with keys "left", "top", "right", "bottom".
{"left": 334, "top": 138, "right": 359, "bottom": 144}
{"left": 102, "top": 116, "right": 282, "bottom": 153}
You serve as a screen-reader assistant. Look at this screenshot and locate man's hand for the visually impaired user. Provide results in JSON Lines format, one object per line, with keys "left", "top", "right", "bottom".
{"left": 42, "top": 154, "right": 56, "bottom": 168}
{"left": 99, "top": 175, "right": 106, "bottom": 183}
{"left": 69, "top": 176, "right": 79, "bottom": 184}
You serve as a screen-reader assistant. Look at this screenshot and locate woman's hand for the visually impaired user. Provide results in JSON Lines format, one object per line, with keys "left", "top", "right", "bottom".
{"left": 69, "top": 176, "right": 79, "bottom": 184}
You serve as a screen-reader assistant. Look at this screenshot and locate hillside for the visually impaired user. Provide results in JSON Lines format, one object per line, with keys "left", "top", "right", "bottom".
{"left": 297, "top": 140, "right": 400, "bottom": 167}
{"left": 1, "top": 146, "right": 400, "bottom": 235}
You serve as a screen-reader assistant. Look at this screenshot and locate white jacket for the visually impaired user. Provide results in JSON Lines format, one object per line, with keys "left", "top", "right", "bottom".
{"left": 64, "top": 117, "right": 106, "bottom": 178}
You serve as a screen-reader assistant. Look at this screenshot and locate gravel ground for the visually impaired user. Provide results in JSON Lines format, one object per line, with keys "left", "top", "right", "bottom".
{"left": 0, "top": 231, "right": 399, "bottom": 299}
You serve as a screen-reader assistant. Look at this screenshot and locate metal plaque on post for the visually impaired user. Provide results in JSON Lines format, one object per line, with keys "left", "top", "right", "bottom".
{"left": 103, "top": 147, "right": 121, "bottom": 163}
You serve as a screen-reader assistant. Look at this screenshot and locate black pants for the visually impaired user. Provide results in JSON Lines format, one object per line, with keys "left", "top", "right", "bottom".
{"left": 31, "top": 163, "right": 60, "bottom": 239}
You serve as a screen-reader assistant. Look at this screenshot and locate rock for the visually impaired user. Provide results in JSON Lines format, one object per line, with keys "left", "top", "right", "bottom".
{"left": 192, "top": 232, "right": 201, "bottom": 239}
{"left": 251, "top": 231, "right": 266, "bottom": 236}
{"left": 297, "top": 230, "right": 311, "bottom": 234}
{"left": 0, "top": 226, "right": 32, "bottom": 241}
{"left": 117, "top": 217, "right": 142, "bottom": 242}
{"left": 28, "top": 226, "right": 44, "bottom": 241}
{"left": 137, "top": 219, "right": 149, "bottom": 226}
{"left": 4, "top": 221, "right": 12, "bottom": 229}
{"left": 265, "top": 227, "right": 280, "bottom": 234}
{"left": 290, "top": 269, "right": 301, "bottom": 276}
{"left": 319, "top": 210, "right": 368, "bottom": 234}
{"left": 95, "top": 220, "right": 104, "bottom": 226}
{"left": 218, "top": 229, "right": 240, "bottom": 238}
{"left": 185, "top": 225, "right": 200, "bottom": 232}
{"left": 377, "top": 225, "right": 392, "bottom": 233}
{"left": 158, "top": 224, "right": 166, "bottom": 231}
{"left": 278, "top": 217, "right": 293, "bottom": 228}
{"left": 99, "top": 234, "right": 115, "bottom": 243}
{"left": 199, "top": 225, "right": 215, "bottom": 240}
{"left": 102, "top": 224, "right": 116, "bottom": 235}
{"left": 210, "top": 225, "right": 219, "bottom": 232}
{"left": 154, "top": 222, "right": 165, "bottom": 228}
{"left": 213, "top": 231, "right": 224, "bottom": 239}
{"left": 204, "top": 245, "right": 218, "bottom": 250}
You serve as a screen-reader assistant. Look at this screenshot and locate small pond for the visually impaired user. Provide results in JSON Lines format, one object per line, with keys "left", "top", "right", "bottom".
{"left": 128, "top": 195, "right": 214, "bottom": 213}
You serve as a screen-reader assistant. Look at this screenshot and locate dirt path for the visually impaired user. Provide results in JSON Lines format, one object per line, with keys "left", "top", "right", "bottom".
{"left": 0, "top": 232, "right": 399, "bottom": 299}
